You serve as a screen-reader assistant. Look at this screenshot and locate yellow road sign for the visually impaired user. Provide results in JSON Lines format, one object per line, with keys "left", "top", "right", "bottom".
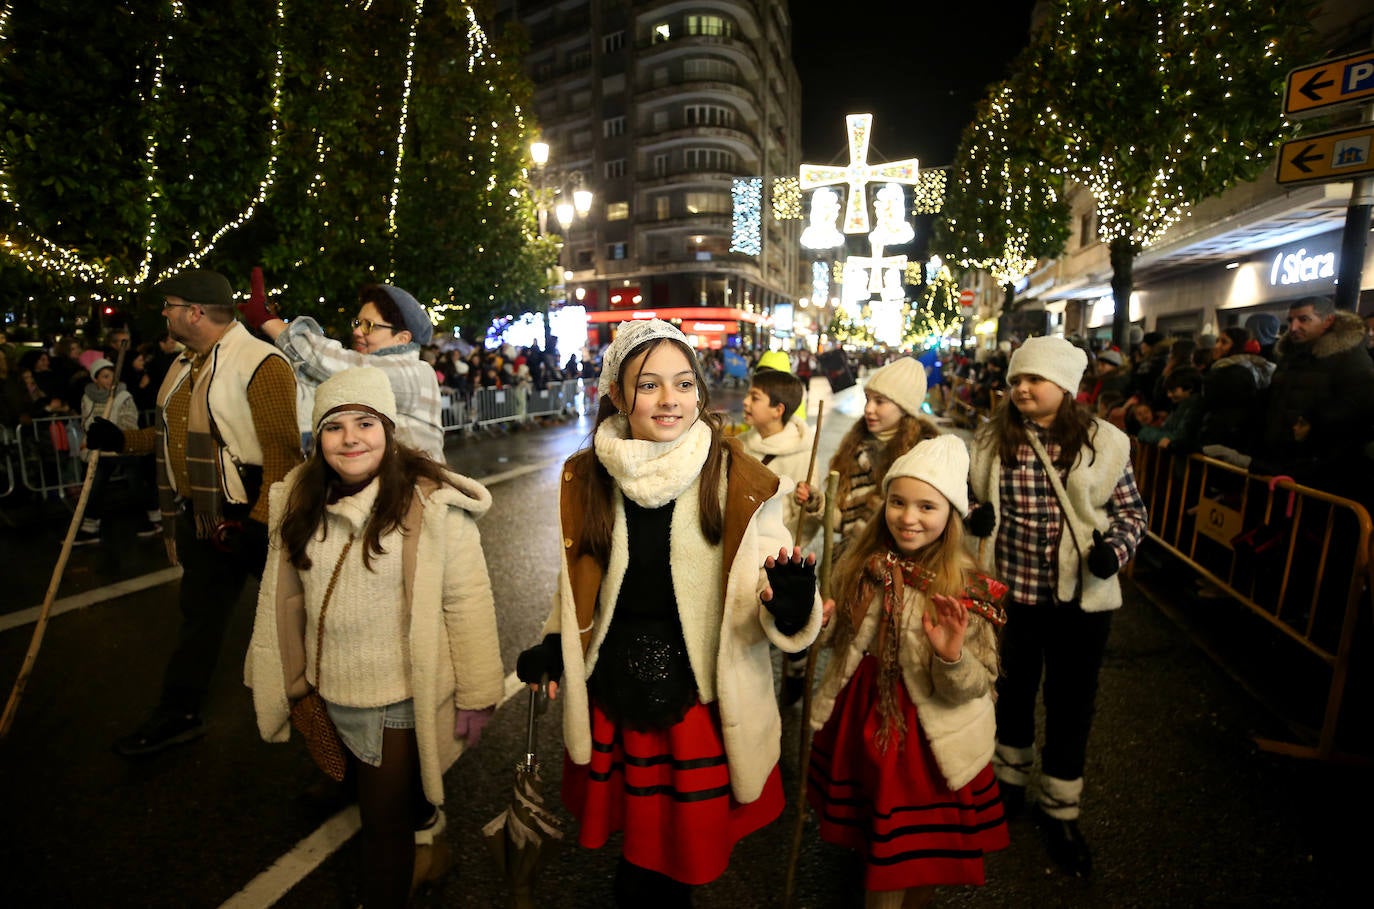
{"left": 1275, "top": 125, "right": 1374, "bottom": 186}
{"left": 1284, "top": 50, "right": 1374, "bottom": 118}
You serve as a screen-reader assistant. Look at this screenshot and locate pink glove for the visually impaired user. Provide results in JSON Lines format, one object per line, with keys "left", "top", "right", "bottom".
{"left": 237, "top": 266, "right": 274, "bottom": 330}
{"left": 454, "top": 706, "right": 495, "bottom": 746}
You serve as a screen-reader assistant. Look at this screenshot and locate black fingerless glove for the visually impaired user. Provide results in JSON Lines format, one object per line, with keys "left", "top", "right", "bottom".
{"left": 763, "top": 558, "right": 816, "bottom": 636}
{"left": 85, "top": 417, "right": 126, "bottom": 452}
{"left": 964, "top": 501, "right": 996, "bottom": 538}
{"left": 516, "top": 633, "right": 564, "bottom": 684}
{"left": 1087, "top": 530, "right": 1120, "bottom": 579}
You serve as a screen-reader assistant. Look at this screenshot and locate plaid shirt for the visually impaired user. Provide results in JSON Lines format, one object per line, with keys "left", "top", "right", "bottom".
{"left": 276, "top": 317, "right": 444, "bottom": 461}
{"left": 995, "top": 423, "right": 1147, "bottom": 606}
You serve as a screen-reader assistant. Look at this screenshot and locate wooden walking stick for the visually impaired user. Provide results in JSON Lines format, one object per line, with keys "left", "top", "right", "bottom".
{"left": 792, "top": 400, "right": 824, "bottom": 545}
{"left": 2, "top": 339, "right": 129, "bottom": 738}
{"left": 783, "top": 468, "right": 840, "bottom": 908}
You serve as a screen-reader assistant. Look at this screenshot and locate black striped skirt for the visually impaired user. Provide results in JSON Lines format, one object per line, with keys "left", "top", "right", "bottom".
{"left": 808, "top": 654, "right": 1008, "bottom": 891}
{"left": 561, "top": 698, "right": 784, "bottom": 885}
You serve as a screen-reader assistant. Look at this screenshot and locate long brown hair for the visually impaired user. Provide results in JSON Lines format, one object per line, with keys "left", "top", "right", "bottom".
{"left": 828, "top": 412, "right": 940, "bottom": 515}
{"left": 976, "top": 388, "right": 1097, "bottom": 470}
{"left": 279, "top": 419, "right": 457, "bottom": 571}
{"left": 576, "top": 337, "right": 725, "bottom": 561}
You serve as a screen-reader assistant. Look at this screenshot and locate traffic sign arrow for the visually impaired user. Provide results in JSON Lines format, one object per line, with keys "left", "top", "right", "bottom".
{"left": 1276, "top": 124, "right": 1374, "bottom": 186}
{"left": 1298, "top": 70, "right": 1335, "bottom": 102}
{"left": 1289, "top": 144, "right": 1323, "bottom": 173}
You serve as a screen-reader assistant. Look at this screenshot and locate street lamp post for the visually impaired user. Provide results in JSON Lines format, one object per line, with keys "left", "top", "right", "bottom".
{"left": 530, "top": 140, "right": 592, "bottom": 354}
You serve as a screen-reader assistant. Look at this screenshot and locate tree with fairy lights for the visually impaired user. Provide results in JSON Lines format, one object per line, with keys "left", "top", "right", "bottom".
{"left": 828, "top": 301, "right": 875, "bottom": 347}
{"left": 936, "top": 81, "right": 1069, "bottom": 334}
{"left": 0, "top": 0, "right": 552, "bottom": 339}
{"left": 906, "top": 260, "right": 963, "bottom": 344}
{"left": 1020, "top": 0, "right": 1315, "bottom": 347}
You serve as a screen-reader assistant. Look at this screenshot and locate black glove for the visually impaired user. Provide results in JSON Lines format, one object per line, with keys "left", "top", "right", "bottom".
{"left": 964, "top": 501, "right": 996, "bottom": 538}
{"left": 214, "top": 518, "right": 270, "bottom": 578}
{"left": 763, "top": 555, "right": 816, "bottom": 636}
{"left": 85, "top": 417, "right": 126, "bottom": 453}
{"left": 516, "top": 633, "right": 564, "bottom": 685}
{"left": 1087, "top": 530, "right": 1120, "bottom": 579}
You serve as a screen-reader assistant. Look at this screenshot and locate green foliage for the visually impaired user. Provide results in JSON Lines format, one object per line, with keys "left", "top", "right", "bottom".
{"left": 828, "top": 302, "right": 874, "bottom": 347}
{"left": 906, "top": 264, "right": 963, "bottom": 343}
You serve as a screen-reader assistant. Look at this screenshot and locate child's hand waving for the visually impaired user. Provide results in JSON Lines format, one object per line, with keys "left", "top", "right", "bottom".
{"left": 761, "top": 546, "right": 817, "bottom": 635}
{"left": 921, "top": 593, "right": 968, "bottom": 663}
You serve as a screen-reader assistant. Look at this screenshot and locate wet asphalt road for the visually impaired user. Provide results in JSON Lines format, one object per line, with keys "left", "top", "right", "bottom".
{"left": 0, "top": 380, "right": 1366, "bottom": 907}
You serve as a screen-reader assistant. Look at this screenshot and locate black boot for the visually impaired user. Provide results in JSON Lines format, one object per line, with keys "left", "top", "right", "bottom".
{"left": 614, "top": 857, "right": 692, "bottom": 909}
{"left": 1031, "top": 805, "right": 1092, "bottom": 877}
{"left": 997, "top": 781, "right": 1026, "bottom": 819}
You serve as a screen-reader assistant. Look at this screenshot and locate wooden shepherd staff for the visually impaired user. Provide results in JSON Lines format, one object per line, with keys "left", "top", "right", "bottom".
{"left": 783, "top": 468, "right": 840, "bottom": 908}
{"left": 1, "top": 339, "right": 130, "bottom": 738}
{"left": 792, "top": 400, "right": 824, "bottom": 545}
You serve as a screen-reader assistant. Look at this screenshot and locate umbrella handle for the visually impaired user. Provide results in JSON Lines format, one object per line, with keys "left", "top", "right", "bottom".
{"left": 524, "top": 678, "right": 549, "bottom": 771}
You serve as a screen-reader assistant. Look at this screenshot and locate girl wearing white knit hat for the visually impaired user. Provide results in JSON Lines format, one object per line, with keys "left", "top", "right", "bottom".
{"left": 968, "top": 335, "right": 1147, "bottom": 878}
{"left": 246, "top": 366, "right": 504, "bottom": 905}
{"left": 809, "top": 435, "right": 1010, "bottom": 908}
{"left": 514, "top": 319, "right": 824, "bottom": 905}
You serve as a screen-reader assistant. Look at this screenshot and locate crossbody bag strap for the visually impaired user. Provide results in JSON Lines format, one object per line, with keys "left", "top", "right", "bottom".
{"left": 1022, "top": 431, "right": 1090, "bottom": 560}
{"left": 312, "top": 536, "right": 355, "bottom": 689}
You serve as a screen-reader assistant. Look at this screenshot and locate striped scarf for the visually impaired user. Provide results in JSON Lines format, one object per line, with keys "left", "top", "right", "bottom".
{"left": 155, "top": 360, "right": 230, "bottom": 541}
{"left": 851, "top": 551, "right": 1008, "bottom": 750}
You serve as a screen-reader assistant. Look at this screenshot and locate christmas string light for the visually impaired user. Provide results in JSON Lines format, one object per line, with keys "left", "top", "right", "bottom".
{"left": 730, "top": 178, "right": 762, "bottom": 255}
{"left": 772, "top": 177, "right": 802, "bottom": 220}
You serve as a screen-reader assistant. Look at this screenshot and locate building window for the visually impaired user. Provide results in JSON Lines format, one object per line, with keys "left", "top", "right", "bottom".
{"left": 571, "top": 90, "right": 592, "bottom": 109}
{"left": 604, "top": 158, "right": 626, "bottom": 179}
{"left": 607, "top": 201, "right": 630, "bottom": 221}
{"left": 603, "top": 116, "right": 625, "bottom": 138}
{"left": 684, "top": 148, "right": 735, "bottom": 172}
{"left": 1080, "top": 212, "right": 1097, "bottom": 247}
{"left": 684, "top": 191, "right": 731, "bottom": 214}
{"left": 653, "top": 153, "right": 669, "bottom": 176}
{"left": 683, "top": 58, "right": 736, "bottom": 82}
{"left": 602, "top": 30, "right": 624, "bottom": 54}
{"left": 576, "top": 249, "right": 593, "bottom": 267}
{"left": 687, "top": 15, "right": 732, "bottom": 37}
{"left": 652, "top": 23, "right": 671, "bottom": 43}
{"left": 607, "top": 242, "right": 628, "bottom": 260}
{"left": 652, "top": 110, "right": 669, "bottom": 132}
{"left": 572, "top": 129, "right": 592, "bottom": 150}
{"left": 569, "top": 47, "right": 592, "bottom": 69}
{"left": 655, "top": 196, "right": 670, "bottom": 219}
{"left": 685, "top": 105, "right": 734, "bottom": 128}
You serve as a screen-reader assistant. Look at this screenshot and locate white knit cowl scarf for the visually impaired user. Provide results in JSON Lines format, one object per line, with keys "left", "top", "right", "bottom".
{"left": 594, "top": 414, "right": 712, "bottom": 508}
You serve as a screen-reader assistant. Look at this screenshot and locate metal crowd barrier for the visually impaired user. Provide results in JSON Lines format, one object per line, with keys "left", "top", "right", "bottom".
{"left": 456, "top": 379, "right": 583, "bottom": 432}
{"left": 12, "top": 413, "right": 86, "bottom": 500}
{"left": 1132, "top": 442, "right": 1372, "bottom": 762}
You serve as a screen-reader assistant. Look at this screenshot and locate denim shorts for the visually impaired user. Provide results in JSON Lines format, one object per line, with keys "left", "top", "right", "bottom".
{"left": 325, "top": 698, "right": 415, "bottom": 767}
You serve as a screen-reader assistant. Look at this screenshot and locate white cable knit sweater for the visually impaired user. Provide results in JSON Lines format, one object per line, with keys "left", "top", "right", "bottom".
{"left": 303, "top": 480, "right": 411, "bottom": 707}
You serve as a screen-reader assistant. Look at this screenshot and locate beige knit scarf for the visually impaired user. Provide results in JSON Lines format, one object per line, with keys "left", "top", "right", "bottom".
{"left": 594, "top": 415, "right": 711, "bottom": 508}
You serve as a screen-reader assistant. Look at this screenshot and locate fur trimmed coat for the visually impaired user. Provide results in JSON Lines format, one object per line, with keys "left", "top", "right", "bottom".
{"left": 245, "top": 465, "right": 504, "bottom": 805}
{"left": 545, "top": 440, "right": 824, "bottom": 804}
{"left": 810, "top": 580, "right": 999, "bottom": 791}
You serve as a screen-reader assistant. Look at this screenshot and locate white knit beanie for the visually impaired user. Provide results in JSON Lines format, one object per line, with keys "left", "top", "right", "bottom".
{"left": 882, "top": 434, "right": 970, "bottom": 516}
{"left": 597, "top": 318, "right": 693, "bottom": 399}
{"left": 1007, "top": 336, "right": 1088, "bottom": 394}
{"left": 312, "top": 366, "right": 397, "bottom": 432}
{"left": 863, "top": 356, "right": 927, "bottom": 418}
{"left": 88, "top": 357, "right": 115, "bottom": 380}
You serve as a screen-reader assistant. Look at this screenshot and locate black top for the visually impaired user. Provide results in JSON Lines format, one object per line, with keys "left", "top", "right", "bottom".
{"left": 588, "top": 498, "right": 698, "bottom": 730}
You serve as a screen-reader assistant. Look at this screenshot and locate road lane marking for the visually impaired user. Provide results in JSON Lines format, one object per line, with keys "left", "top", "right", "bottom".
{"left": 0, "top": 566, "right": 184, "bottom": 633}
{"left": 219, "top": 806, "right": 361, "bottom": 909}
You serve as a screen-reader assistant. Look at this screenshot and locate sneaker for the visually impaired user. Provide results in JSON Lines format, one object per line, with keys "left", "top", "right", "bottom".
{"left": 73, "top": 528, "right": 101, "bottom": 546}
{"left": 113, "top": 710, "right": 206, "bottom": 757}
{"left": 134, "top": 519, "right": 162, "bottom": 538}
{"left": 1032, "top": 804, "right": 1093, "bottom": 877}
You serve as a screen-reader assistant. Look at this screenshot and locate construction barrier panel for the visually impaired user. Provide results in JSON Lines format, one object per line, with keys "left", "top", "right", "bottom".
{"left": 1133, "top": 441, "right": 1372, "bottom": 761}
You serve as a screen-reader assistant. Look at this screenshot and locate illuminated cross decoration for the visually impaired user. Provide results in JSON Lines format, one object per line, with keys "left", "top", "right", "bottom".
{"left": 800, "top": 113, "right": 920, "bottom": 234}
{"left": 844, "top": 242, "right": 907, "bottom": 302}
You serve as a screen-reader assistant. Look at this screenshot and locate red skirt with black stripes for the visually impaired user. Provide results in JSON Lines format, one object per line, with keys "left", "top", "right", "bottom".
{"left": 807, "top": 654, "right": 1008, "bottom": 891}
{"left": 561, "top": 698, "right": 785, "bottom": 885}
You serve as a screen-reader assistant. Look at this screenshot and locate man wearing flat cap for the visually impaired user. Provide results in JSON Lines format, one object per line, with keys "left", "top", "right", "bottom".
{"left": 86, "top": 268, "right": 303, "bottom": 756}
{"left": 247, "top": 280, "right": 444, "bottom": 461}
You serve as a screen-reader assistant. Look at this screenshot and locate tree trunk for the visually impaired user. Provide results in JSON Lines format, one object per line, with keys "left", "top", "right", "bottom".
{"left": 1109, "top": 237, "right": 1138, "bottom": 349}
{"left": 995, "top": 281, "right": 1015, "bottom": 343}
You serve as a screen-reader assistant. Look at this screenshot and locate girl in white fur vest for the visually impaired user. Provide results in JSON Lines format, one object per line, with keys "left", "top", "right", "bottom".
{"left": 969, "top": 335, "right": 1147, "bottom": 879}
{"left": 810, "top": 435, "right": 1009, "bottom": 909}
{"left": 247, "top": 367, "right": 504, "bottom": 908}
{"left": 515, "top": 320, "right": 823, "bottom": 908}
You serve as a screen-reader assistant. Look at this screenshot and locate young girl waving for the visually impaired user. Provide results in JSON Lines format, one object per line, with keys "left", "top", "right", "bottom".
{"left": 809, "top": 435, "right": 1009, "bottom": 909}
{"left": 969, "top": 336, "right": 1147, "bottom": 878}
{"left": 247, "top": 367, "right": 504, "bottom": 908}
{"left": 515, "top": 320, "right": 823, "bottom": 907}
{"left": 799, "top": 356, "right": 940, "bottom": 560}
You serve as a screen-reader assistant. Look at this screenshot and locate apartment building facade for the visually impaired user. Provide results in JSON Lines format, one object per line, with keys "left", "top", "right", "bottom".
{"left": 493, "top": 0, "right": 803, "bottom": 349}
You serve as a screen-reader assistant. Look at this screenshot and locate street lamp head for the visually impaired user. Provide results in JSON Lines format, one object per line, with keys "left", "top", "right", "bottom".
{"left": 573, "top": 189, "right": 593, "bottom": 216}
{"left": 530, "top": 141, "right": 550, "bottom": 166}
{"left": 555, "top": 202, "right": 575, "bottom": 229}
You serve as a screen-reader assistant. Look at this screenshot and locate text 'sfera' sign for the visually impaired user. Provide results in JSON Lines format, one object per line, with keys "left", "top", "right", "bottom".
{"left": 1269, "top": 245, "right": 1336, "bottom": 288}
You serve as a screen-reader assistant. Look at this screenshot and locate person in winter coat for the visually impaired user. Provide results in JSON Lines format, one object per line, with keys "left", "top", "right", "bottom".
{"left": 810, "top": 436, "right": 1009, "bottom": 909}
{"left": 801, "top": 356, "right": 940, "bottom": 562}
{"left": 514, "top": 319, "right": 823, "bottom": 907}
{"left": 247, "top": 367, "right": 503, "bottom": 908}
{"left": 969, "top": 336, "right": 1147, "bottom": 878}
{"left": 1199, "top": 333, "right": 1275, "bottom": 453}
{"left": 1137, "top": 368, "right": 1204, "bottom": 451}
{"left": 74, "top": 358, "right": 161, "bottom": 544}
{"left": 1247, "top": 312, "right": 1281, "bottom": 361}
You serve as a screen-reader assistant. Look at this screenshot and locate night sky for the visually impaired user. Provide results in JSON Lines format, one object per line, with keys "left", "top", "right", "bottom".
{"left": 788, "top": 1, "right": 1042, "bottom": 168}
